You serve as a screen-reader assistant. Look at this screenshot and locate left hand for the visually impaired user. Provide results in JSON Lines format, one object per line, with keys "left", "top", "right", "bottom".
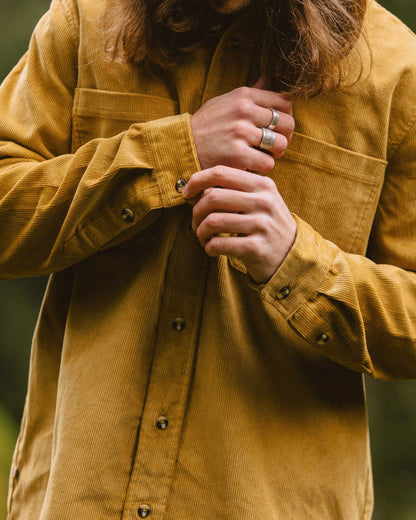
{"left": 182, "top": 165, "right": 297, "bottom": 283}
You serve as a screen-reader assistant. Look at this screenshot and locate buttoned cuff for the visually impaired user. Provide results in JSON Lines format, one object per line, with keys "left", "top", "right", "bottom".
{"left": 261, "top": 215, "right": 335, "bottom": 319}
{"left": 65, "top": 114, "right": 200, "bottom": 262}
{"left": 145, "top": 113, "right": 201, "bottom": 207}
{"left": 260, "top": 215, "right": 372, "bottom": 374}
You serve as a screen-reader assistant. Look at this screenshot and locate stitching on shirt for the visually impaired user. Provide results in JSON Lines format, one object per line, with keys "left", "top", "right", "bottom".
{"left": 59, "top": 0, "right": 80, "bottom": 54}
{"left": 350, "top": 176, "right": 382, "bottom": 253}
{"left": 387, "top": 115, "right": 416, "bottom": 161}
{"left": 284, "top": 148, "right": 385, "bottom": 184}
{"left": 59, "top": 0, "right": 81, "bottom": 156}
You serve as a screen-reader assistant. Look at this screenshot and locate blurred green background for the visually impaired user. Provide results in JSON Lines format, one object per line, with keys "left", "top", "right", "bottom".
{"left": 0, "top": 1, "right": 415, "bottom": 519}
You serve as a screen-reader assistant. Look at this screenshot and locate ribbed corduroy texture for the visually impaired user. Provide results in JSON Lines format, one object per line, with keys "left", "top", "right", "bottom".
{"left": 3, "top": 0, "right": 416, "bottom": 519}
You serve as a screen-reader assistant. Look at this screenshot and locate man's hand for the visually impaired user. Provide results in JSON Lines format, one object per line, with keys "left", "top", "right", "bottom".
{"left": 182, "top": 166, "right": 297, "bottom": 283}
{"left": 190, "top": 85, "right": 295, "bottom": 173}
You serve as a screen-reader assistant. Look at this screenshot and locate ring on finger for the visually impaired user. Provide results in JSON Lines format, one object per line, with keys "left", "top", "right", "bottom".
{"left": 260, "top": 128, "right": 275, "bottom": 149}
{"left": 267, "top": 108, "right": 279, "bottom": 130}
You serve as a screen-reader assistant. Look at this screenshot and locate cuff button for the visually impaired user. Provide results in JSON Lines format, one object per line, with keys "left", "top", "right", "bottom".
{"left": 316, "top": 333, "right": 330, "bottom": 346}
{"left": 277, "top": 286, "right": 290, "bottom": 300}
{"left": 175, "top": 179, "right": 187, "bottom": 193}
{"left": 121, "top": 207, "right": 134, "bottom": 222}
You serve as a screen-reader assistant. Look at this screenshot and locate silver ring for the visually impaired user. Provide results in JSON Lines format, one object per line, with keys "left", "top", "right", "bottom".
{"left": 267, "top": 108, "right": 279, "bottom": 130}
{"left": 260, "top": 128, "right": 275, "bottom": 149}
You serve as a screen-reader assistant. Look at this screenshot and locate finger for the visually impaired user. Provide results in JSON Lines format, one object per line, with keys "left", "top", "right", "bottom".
{"left": 203, "top": 234, "right": 255, "bottom": 260}
{"left": 184, "top": 190, "right": 204, "bottom": 206}
{"left": 183, "top": 166, "right": 265, "bottom": 199}
{"left": 196, "top": 212, "right": 255, "bottom": 246}
{"left": 192, "top": 188, "right": 257, "bottom": 229}
{"left": 231, "top": 87, "right": 292, "bottom": 117}
{"left": 241, "top": 147, "right": 276, "bottom": 173}
{"left": 248, "top": 105, "right": 294, "bottom": 141}
{"left": 249, "top": 88, "right": 293, "bottom": 115}
{"left": 263, "top": 110, "right": 295, "bottom": 141}
{"left": 256, "top": 128, "right": 288, "bottom": 159}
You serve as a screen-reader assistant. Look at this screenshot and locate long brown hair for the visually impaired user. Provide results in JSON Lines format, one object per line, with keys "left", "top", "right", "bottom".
{"left": 110, "top": 0, "right": 367, "bottom": 98}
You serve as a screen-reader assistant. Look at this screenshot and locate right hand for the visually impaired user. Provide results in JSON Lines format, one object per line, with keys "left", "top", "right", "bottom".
{"left": 190, "top": 83, "right": 295, "bottom": 173}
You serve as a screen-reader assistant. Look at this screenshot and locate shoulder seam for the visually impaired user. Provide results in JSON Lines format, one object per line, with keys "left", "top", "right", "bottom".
{"left": 57, "top": 0, "right": 80, "bottom": 51}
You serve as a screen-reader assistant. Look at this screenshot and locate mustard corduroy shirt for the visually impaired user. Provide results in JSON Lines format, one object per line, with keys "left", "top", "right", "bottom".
{"left": 3, "top": 0, "right": 416, "bottom": 518}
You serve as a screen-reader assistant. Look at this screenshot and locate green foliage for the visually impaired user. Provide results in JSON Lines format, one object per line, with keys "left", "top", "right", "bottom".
{"left": 0, "top": 0, "right": 415, "bottom": 518}
{"left": 0, "top": 0, "right": 52, "bottom": 81}
{"left": 380, "top": 0, "right": 416, "bottom": 30}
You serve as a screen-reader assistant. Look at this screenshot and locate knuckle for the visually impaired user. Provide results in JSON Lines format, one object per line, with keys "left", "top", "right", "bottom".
{"left": 246, "top": 235, "right": 263, "bottom": 258}
{"left": 205, "top": 237, "right": 221, "bottom": 257}
{"left": 273, "top": 135, "right": 288, "bottom": 157}
{"left": 260, "top": 175, "right": 276, "bottom": 191}
{"left": 256, "top": 215, "right": 270, "bottom": 234}
{"left": 231, "top": 140, "right": 247, "bottom": 158}
{"left": 211, "top": 165, "right": 228, "bottom": 182}
{"left": 231, "top": 120, "right": 250, "bottom": 139}
{"left": 262, "top": 193, "right": 276, "bottom": 213}
{"left": 234, "top": 100, "right": 252, "bottom": 120}
{"left": 204, "top": 188, "right": 220, "bottom": 205}
{"left": 234, "top": 86, "right": 251, "bottom": 100}
{"left": 206, "top": 212, "right": 221, "bottom": 230}
{"left": 257, "top": 154, "right": 275, "bottom": 173}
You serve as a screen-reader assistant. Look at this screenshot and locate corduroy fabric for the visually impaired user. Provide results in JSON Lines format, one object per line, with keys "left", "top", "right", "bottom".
{"left": 3, "top": 0, "right": 416, "bottom": 519}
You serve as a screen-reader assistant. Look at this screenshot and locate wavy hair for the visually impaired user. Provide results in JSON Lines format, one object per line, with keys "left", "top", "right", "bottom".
{"left": 110, "top": 0, "right": 368, "bottom": 98}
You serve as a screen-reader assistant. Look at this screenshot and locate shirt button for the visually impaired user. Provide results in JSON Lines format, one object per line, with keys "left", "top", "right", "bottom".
{"left": 175, "top": 179, "right": 187, "bottom": 193}
{"left": 276, "top": 286, "right": 290, "bottom": 300}
{"left": 156, "top": 416, "right": 169, "bottom": 430}
{"left": 138, "top": 505, "right": 151, "bottom": 517}
{"left": 316, "top": 333, "right": 330, "bottom": 345}
{"left": 121, "top": 207, "right": 134, "bottom": 222}
{"left": 13, "top": 466, "right": 19, "bottom": 479}
{"left": 172, "top": 317, "right": 186, "bottom": 331}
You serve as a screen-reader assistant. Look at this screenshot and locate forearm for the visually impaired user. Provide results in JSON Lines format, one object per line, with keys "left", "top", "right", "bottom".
{"left": 0, "top": 113, "right": 199, "bottom": 278}
{"left": 260, "top": 216, "right": 416, "bottom": 380}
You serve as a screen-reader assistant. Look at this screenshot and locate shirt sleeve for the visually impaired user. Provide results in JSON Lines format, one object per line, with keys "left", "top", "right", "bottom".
{"left": 0, "top": 0, "right": 200, "bottom": 278}
{"left": 259, "top": 118, "right": 416, "bottom": 380}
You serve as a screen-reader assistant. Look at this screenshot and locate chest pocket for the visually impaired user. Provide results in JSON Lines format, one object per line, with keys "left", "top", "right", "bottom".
{"left": 72, "top": 88, "right": 178, "bottom": 150}
{"left": 275, "top": 132, "right": 386, "bottom": 254}
{"left": 230, "top": 132, "right": 386, "bottom": 274}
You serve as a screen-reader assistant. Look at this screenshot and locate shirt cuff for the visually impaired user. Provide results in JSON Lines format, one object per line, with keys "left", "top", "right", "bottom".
{"left": 261, "top": 215, "right": 336, "bottom": 319}
{"left": 145, "top": 112, "right": 201, "bottom": 207}
{"left": 260, "top": 215, "right": 372, "bottom": 374}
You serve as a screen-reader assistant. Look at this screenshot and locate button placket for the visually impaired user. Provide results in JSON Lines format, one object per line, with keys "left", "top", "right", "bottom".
{"left": 123, "top": 211, "right": 209, "bottom": 519}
